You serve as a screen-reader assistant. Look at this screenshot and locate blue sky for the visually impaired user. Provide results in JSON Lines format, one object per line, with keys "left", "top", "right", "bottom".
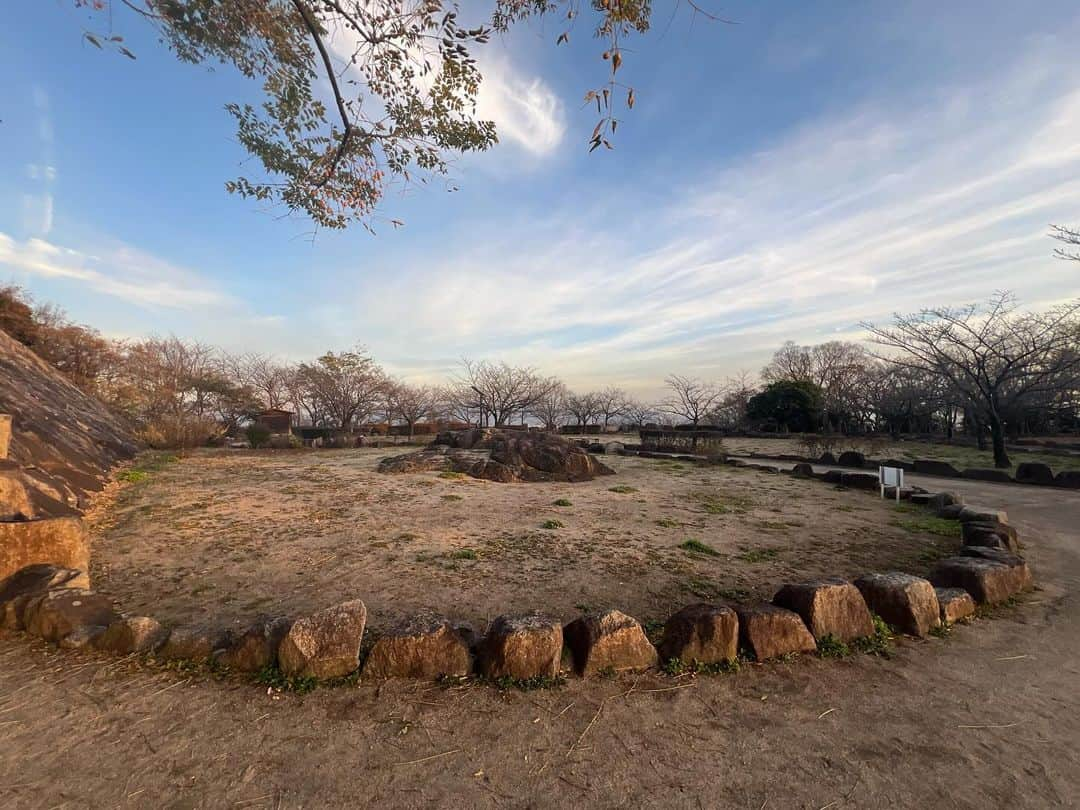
{"left": 2, "top": 1, "right": 1079, "bottom": 398}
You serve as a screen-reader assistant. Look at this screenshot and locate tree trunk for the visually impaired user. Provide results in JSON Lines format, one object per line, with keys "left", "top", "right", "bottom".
{"left": 988, "top": 414, "right": 1010, "bottom": 468}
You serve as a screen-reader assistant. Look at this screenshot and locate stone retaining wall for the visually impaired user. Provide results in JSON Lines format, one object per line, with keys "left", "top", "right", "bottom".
{"left": 0, "top": 463, "right": 1032, "bottom": 689}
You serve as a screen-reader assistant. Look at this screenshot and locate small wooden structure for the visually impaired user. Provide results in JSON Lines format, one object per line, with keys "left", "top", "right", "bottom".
{"left": 254, "top": 409, "right": 294, "bottom": 435}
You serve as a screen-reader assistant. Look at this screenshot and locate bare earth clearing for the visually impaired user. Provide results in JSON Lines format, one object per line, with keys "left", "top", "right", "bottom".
{"left": 87, "top": 449, "right": 958, "bottom": 631}
{"left": 0, "top": 472, "right": 1077, "bottom": 808}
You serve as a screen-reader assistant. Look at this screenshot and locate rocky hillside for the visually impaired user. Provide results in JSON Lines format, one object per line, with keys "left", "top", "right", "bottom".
{"left": 0, "top": 329, "right": 137, "bottom": 510}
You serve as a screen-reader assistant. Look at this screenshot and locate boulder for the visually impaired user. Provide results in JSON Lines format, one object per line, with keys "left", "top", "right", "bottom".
{"left": 159, "top": 625, "right": 233, "bottom": 662}
{"left": 961, "top": 521, "right": 1019, "bottom": 553}
{"left": 0, "top": 517, "right": 90, "bottom": 587}
{"left": 94, "top": 616, "right": 170, "bottom": 654}
{"left": 278, "top": 600, "right": 367, "bottom": 680}
{"left": 822, "top": 470, "right": 844, "bottom": 484}
{"left": 791, "top": 463, "right": 815, "bottom": 478}
{"left": 1015, "top": 462, "right": 1055, "bottom": 486}
{"left": 962, "top": 468, "right": 1014, "bottom": 483}
{"left": 658, "top": 603, "right": 738, "bottom": 665}
{"left": 59, "top": 624, "right": 107, "bottom": 650}
{"left": 958, "top": 546, "right": 1033, "bottom": 590}
{"left": 937, "top": 503, "right": 966, "bottom": 520}
{"left": 216, "top": 616, "right": 291, "bottom": 673}
{"left": 957, "top": 505, "right": 1009, "bottom": 525}
{"left": 478, "top": 613, "right": 563, "bottom": 681}
{"left": 1054, "top": 471, "right": 1080, "bottom": 489}
{"left": 818, "top": 452, "right": 837, "bottom": 465}
{"left": 853, "top": 573, "right": 940, "bottom": 637}
{"left": 934, "top": 587, "right": 976, "bottom": 624}
{"left": 0, "top": 563, "right": 83, "bottom": 606}
{"left": 23, "top": 588, "right": 118, "bottom": 643}
{"left": 841, "top": 472, "right": 880, "bottom": 491}
{"left": 362, "top": 613, "right": 473, "bottom": 680}
{"left": 378, "top": 430, "right": 614, "bottom": 483}
{"left": 930, "top": 555, "right": 1030, "bottom": 604}
{"left": 882, "top": 458, "right": 915, "bottom": 472}
{"left": 926, "top": 492, "right": 961, "bottom": 510}
{"left": 837, "top": 451, "right": 865, "bottom": 468}
{"left": 913, "top": 459, "right": 962, "bottom": 478}
{"left": 735, "top": 604, "right": 816, "bottom": 661}
{"left": 564, "top": 610, "right": 658, "bottom": 676}
{"left": 773, "top": 578, "right": 874, "bottom": 642}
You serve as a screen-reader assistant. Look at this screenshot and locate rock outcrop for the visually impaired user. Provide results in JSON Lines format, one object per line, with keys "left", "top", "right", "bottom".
{"left": 378, "top": 429, "right": 615, "bottom": 483}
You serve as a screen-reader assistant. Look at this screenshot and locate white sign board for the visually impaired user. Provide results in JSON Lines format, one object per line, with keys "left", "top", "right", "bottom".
{"left": 879, "top": 466, "right": 904, "bottom": 501}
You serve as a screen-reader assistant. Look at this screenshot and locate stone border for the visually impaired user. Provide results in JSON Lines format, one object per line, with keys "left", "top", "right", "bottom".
{"left": 0, "top": 460, "right": 1034, "bottom": 690}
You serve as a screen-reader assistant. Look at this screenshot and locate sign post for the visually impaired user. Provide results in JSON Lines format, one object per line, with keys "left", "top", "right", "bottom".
{"left": 879, "top": 466, "right": 903, "bottom": 502}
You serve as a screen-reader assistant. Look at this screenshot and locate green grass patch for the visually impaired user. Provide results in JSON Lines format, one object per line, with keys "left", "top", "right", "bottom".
{"left": 893, "top": 515, "right": 962, "bottom": 538}
{"left": 817, "top": 634, "right": 850, "bottom": 658}
{"left": 679, "top": 539, "right": 720, "bottom": 556}
{"left": 448, "top": 548, "right": 478, "bottom": 560}
{"left": 540, "top": 519, "right": 564, "bottom": 530}
{"left": 851, "top": 614, "right": 893, "bottom": 657}
{"left": 441, "top": 494, "right": 464, "bottom": 502}
{"left": 552, "top": 498, "right": 573, "bottom": 507}
{"left": 655, "top": 518, "right": 681, "bottom": 528}
{"left": 608, "top": 485, "right": 639, "bottom": 494}
{"left": 683, "top": 579, "right": 749, "bottom": 602}
{"left": 662, "top": 656, "right": 741, "bottom": 676}
{"left": 438, "top": 471, "right": 467, "bottom": 480}
{"left": 691, "top": 491, "right": 754, "bottom": 515}
{"left": 738, "top": 547, "right": 780, "bottom": 563}
{"left": 252, "top": 665, "right": 319, "bottom": 694}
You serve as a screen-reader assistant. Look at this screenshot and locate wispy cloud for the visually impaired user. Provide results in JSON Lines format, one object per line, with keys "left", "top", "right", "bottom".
{"left": 343, "top": 38, "right": 1080, "bottom": 395}
{"left": 475, "top": 53, "right": 566, "bottom": 157}
{"left": 0, "top": 233, "right": 234, "bottom": 310}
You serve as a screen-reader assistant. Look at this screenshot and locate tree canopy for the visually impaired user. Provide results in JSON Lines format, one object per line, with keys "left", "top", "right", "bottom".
{"left": 74, "top": 0, "right": 721, "bottom": 230}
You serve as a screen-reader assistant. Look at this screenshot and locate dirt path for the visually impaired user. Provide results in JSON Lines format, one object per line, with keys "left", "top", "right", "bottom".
{"left": 1, "top": 475, "right": 1078, "bottom": 809}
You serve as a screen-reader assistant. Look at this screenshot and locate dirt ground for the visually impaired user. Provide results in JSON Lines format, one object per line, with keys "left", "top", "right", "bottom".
{"left": 87, "top": 449, "right": 958, "bottom": 631}
{"left": 0, "top": 471, "right": 1077, "bottom": 808}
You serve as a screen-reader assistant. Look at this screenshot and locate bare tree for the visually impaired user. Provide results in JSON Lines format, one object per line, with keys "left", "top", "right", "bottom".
{"left": 762, "top": 341, "right": 872, "bottom": 432}
{"left": 528, "top": 380, "right": 569, "bottom": 432}
{"left": 1051, "top": 224, "right": 1080, "bottom": 262}
{"left": 297, "top": 348, "right": 386, "bottom": 432}
{"left": 594, "top": 386, "right": 630, "bottom": 427}
{"left": 622, "top": 400, "right": 657, "bottom": 430}
{"left": 450, "top": 359, "right": 555, "bottom": 426}
{"left": 864, "top": 292, "right": 1080, "bottom": 467}
{"left": 388, "top": 382, "right": 438, "bottom": 438}
{"left": 659, "top": 375, "right": 724, "bottom": 426}
{"left": 564, "top": 391, "right": 602, "bottom": 431}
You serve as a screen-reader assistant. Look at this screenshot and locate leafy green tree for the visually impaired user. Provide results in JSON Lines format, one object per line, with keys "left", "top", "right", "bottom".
{"left": 746, "top": 380, "right": 824, "bottom": 433}
{"left": 75, "top": 0, "right": 723, "bottom": 229}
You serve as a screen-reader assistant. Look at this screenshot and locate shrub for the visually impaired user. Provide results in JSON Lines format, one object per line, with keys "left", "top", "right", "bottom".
{"left": 246, "top": 422, "right": 272, "bottom": 449}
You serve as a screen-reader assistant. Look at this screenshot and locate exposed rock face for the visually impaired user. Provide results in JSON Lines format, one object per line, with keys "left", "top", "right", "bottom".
{"left": 563, "top": 609, "right": 658, "bottom": 676}
{"left": 735, "top": 604, "right": 817, "bottom": 661}
{"left": 23, "top": 588, "right": 118, "bottom": 643}
{"left": 95, "top": 616, "right": 170, "bottom": 654}
{"left": 0, "top": 331, "right": 137, "bottom": 509}
{"left": 773, "top": 578, "right": 874, "bottom": 642}
{"left": 854, "top": 573, "right": 940, "bottom": 637}
{"left": 1015, "top": 462, "right": 1055, "bottom": 486}
{"left": 478, "top": 613, "right": 563, "bottom": 681}
{"left": 935, "top": 587, "right": 976, "bottom": 624}
{"left": 216, "top": 616, "right": 292, "bottom": 673}
{"left": 378, "top": 429, "right": 615, "bottom": 483}
{"left": 278, "top": 601, "right": 366, "bottom": 680}
{"left": 658, "top": 603, "right": 738, "bottom": 665}
{"left": 0, "top": 517, "right": 90, "bottom": 587}
{"left": 362, "top": 613, "right": 473, "bottom": 680}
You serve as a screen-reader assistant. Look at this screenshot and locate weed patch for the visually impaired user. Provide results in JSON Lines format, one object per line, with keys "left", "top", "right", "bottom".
{"left": 608, "top": 485, "right": 638, "bottom": 494}
{"left": 541, "top": 519, "right": 564, "bottom": 530}
{"left": 552, "top": 498, "right": 573, "bottom": 507}
{"left": 679, "top": 539, "right": 720, "bottom": 556}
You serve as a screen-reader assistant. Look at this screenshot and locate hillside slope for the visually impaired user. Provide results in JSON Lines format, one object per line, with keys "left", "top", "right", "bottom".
{"left": 0, "top": 329, "right": 137, "bottom": 509}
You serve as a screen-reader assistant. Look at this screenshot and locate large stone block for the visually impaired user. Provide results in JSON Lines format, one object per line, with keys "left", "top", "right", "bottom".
{"left": 854, "top": 572, "right": 940, "bottom": 637}
{"left": 934, "top": 587, "right": 975, "bottom": 624}
{"left": 961, "top": 521, "right": 1019, "bottom": 553}
{"left": 1054, "top": 471, "right": 1080, "bottom": 489}
{"left": 362, "top": 613, "right": 473, "bottom": 680}
{"left": 1015, "top": 462, "right": 1055, "bottom": 486}
{"left": 159, "top": 625, "right": 233, "bottom": 662}
{"left": 913, "top": 459, "right": 962, "bottom": 478}
{"left": 930, "top": 555, "right": 1030, "bottom": 604}
{"left": 735, "top": 604, "right": 816, "bottom": 661}
{"left": 216, "top": 616, "right": 291, "bottom": 673}
{"left": 958, "top": 546, "right": 1033, "bottom": 590}
{"left": 773, "top": 578, "right": 874, "bottom": 641}
{"left": 658, "top": 603, "right": 738, "bottom": 665}
{"left": 962, "top": 468, "right": 1014, "bottom": 483}
{"left": 278, "top": 600, "right": 366, "bottom": 680}
{"left": 840, "top": 472, "right": 880, "bottom": 491}
{"left": 478, "top": 613, "right": 563, "bottom": 681}
{"left": 957, "top": 505, "right": 1009, "bottom": 524}
{"left": 564, "top": 610, "right": 658, "bottom": 676}
{"left": 95, "top": 616, "right": 170, "bottom": 654}
{"left": 23, "top": 588, "right": 118, "bottom": 643}
{"left": 837, "top": 451, "right": 865, "bottom": 468}
{"left": 0, "top": 518, "right": 90, "bottom": 588}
